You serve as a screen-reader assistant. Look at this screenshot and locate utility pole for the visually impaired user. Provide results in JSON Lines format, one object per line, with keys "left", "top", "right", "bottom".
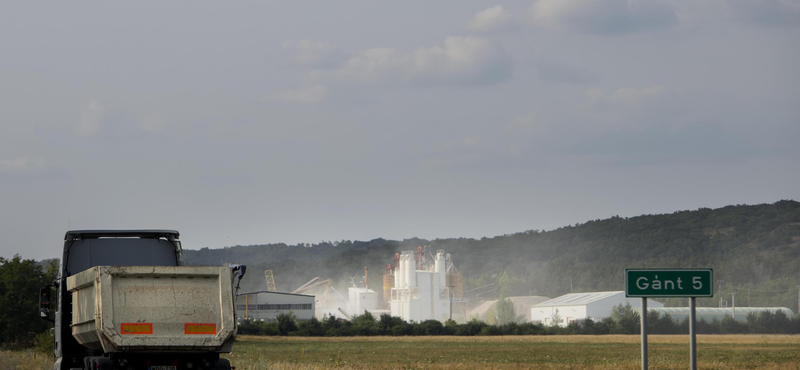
{"left": 730, "top": 292, "right": 736, "bottom": 319}
{"left": 718, "top": 280, "right": 724, "bottom": 307}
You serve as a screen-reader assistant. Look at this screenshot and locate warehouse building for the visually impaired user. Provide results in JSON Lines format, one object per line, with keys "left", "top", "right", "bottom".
{"left": 236, "top": 291, "right": 315, "bottom": 322}
{"left": 530, "top": 291, "right": 664, "bottom": 326}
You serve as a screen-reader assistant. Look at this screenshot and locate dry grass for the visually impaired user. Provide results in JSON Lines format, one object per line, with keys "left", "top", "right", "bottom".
{"left": 226, "top": 335, "right": 800, "bottom": 370}
{"left": 236, "top": 334, "right": 800, "bottom": 344}
{"left": 3, "top": 335, "right": 799, "bottom": 370}
{"left": 0, "top": 350, "right": 53, "bottom": 370}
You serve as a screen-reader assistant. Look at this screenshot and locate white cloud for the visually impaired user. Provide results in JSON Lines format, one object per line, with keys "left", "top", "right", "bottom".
{"left": 468, "top": 5, "right": 515, "bottom": 32}
{"left": 263, "top": 85, "right": 328, "bottom": 104}
{"left": 76, "top": 99, "right": 105, "bottom": 136}
{"left": 585, "top": 85, "right": 665, "bottom": 107}
{"left": 537, "top": 61, "right": 598, "bottom": 84}
{"left": 282, "top": 40, "right": 343, "bottom": 68}
{"left": 728, "top": 0, "right": 800, "bottom": 27}
{"left": 0, "top": 158, "right": 46, "bottom": 174}
{"left": 338, "top": 36, "right": 512, "bottom": 86}
{"left": 528, "top": 0, "right": 677, "bottom": 34}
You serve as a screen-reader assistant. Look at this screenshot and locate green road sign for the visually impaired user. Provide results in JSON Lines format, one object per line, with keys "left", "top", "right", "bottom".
{"left": 625, "top": 269, "right": 713, "bottom": 297}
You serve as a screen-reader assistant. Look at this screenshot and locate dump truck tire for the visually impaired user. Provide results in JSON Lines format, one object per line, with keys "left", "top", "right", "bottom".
{"left": 212, "top": 358, "right": 231, "bottom": 370}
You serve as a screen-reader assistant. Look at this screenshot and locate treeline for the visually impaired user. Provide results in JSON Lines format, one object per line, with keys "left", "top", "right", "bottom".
{"left": 0, "top": 255, "right": 59, "bottom": 348}
{"left": 238, "top": 305, "right": 800, "bottom": 337}
{"left": 185, "top": 200, "right": 800, "bottom": 312}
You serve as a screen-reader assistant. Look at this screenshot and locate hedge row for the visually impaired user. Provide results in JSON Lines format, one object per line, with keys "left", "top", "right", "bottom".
{"left": 238, "top": 308, "right": 800, "bottom": 337}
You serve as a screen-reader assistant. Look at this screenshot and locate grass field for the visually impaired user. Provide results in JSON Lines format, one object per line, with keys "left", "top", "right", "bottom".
{"left": 225, "top": 335, "right": 800, "bottom": 370}
{"left": 3, "top": 335, "right": 799, "bottom": 370}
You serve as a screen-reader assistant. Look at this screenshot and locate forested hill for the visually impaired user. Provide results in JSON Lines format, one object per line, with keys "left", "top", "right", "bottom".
{"left": 183, "top": 200, "right": 800, "bottom": 310}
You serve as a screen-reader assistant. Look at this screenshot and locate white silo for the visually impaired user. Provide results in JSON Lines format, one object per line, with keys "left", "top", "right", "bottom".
{"left": 393, "top": 263, "right": 400, "bottom": 288}
{"left": 435, "top": 252, "right": 446, "bottom": 286}
{"left": 398, "top": 255, "right": 406, "bottom": 288}
{"left": 405, "top": 254, "right": 416, "bottom": 288}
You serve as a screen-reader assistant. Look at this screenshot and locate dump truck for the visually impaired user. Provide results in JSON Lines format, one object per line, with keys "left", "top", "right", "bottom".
{"left": 39, "top": 230, "right": 246, "bottom": 370}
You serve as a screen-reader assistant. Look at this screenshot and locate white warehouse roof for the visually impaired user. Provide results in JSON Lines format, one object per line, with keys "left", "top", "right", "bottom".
{"left": 534, "top": 291, "right": 623, "bottom": 307}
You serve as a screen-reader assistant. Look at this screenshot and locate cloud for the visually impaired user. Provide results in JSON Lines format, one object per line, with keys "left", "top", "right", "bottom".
{"left": 263, "top": 85, "right": 328, "bottom": 104}
{"left": 338, "top": 36, "right": 513, "bottom": 86}
{"left": 141, "top": 115, "right": 167, "bottom": 133}
{"left": 0, "top": 158, "right": 46, "bottom": 174}
{"left": 76, "top": 99, "right": 105, "bottom": 136}
{"left": 537, "top": 61, "right": 598, "bottom": 84}
{"left": 282, "top": 40, "right": 344, "bottom": 68}
{"left": 584, "top": 85, "right": 665, "bottom": 108}
{"left": 509, "top": 112, "right": 537, "bottom": 129}
{"left": 728, "top": 0, "right": 800, "bottom": 27}
{"left": 528, "top": 0, "right": 677, "bottom": 34}
{"left": 440, "top": 136, "right": 480, "bottom": 151}
{"left": 468, "top": 5, "right": 515, "bottom": 32}
{"left": 576, "top": 85, "right": 683, "bottom": 131}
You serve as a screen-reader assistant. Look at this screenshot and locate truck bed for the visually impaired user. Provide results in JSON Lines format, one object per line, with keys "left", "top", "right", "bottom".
{"left": 66, "top": 266, "right": 237, "bottom": 353}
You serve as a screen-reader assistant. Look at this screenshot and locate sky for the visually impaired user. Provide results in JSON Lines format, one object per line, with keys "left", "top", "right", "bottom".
{"left": 1, "top": 0, "right": 799, "bottom": 260}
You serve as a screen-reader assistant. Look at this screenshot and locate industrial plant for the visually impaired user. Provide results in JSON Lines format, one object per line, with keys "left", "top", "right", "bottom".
{"left": 235, "top": 248, "right": 797, "bottom": 328}
{"left": 384, "top": 247, "right": 464, "bottom": 322}
{"left": 237, "top": 247, "right": 470, "bottom": 323}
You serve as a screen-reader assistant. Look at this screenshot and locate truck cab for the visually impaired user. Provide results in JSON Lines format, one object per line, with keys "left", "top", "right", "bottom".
{"left": 41, "top": 230, "right": 241, "bottom": 370}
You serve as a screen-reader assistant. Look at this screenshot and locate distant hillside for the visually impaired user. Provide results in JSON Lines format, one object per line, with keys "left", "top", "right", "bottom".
{"left": 182, "top": 200, "right": 800, "bottom": 311}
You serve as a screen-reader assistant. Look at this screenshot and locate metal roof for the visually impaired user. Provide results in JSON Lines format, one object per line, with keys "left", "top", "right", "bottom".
{"left": 236, "top": 291, "right": 315, "bottom": 298}
{"left": 533, "top": 291, "right": 623, "bottom": 307}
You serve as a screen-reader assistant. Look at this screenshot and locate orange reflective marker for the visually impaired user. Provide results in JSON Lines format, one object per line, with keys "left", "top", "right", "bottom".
{"left": 185, "top": 323, "right": 216, "bottom": 335}
{"left": 121, "top": 323, "right": 152, "bottom": 334}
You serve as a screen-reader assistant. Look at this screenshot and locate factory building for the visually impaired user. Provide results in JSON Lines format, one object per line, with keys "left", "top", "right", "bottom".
{"left": 346, "top": 286, "right": 390, "bottom": 317}
{"left": 386, "top": 247, "right": 463, "bottom": 322}
{"left": 530, "top": 291, "right": 664, "bottom": 326}
{"left": 314, "top": 285, "right": 349, "bottom": 320}
{"left": 646, "top": 307, "right": 794, "bottom": 323}
{"left": 236, "top": 291, "right": 315, "bottom": 322}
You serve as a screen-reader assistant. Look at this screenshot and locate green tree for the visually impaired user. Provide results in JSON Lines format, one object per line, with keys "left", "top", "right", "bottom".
{"left": 484, "top": 306, "right": 497, "bottom": 325}
{"left": 611, "top": 303, "right": 640, "bottom": 334}
{"left": 494, "top": 297, "right": 519, "bottom": 325}
{"left": 0, "top": 256, "right": 58, "bottom": 347}
{"left": 377, "top": 313, "right": 404, "bottom": 334}
{"left": 550, "top": 308, "right": 562, "bottom": 327}
{"left": 351, "top": 311, "right": 378, "bottom": 335}
{"left": 497, "top": 270, "right": 526, "bottom": 297}
{"left": 296, "top": 317, "right": 324, "bottom": 336}
{"left": 276, "top": 312, "right": 297, "bottom": 335}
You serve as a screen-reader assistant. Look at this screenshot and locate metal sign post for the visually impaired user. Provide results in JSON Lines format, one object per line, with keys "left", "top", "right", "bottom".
{"left": 690, "top": 297, "right": 697, "bottom": 370}
{"left": 625, "top": 268, "right": 713, "bottom": 370}
{"left": 641, "top": 297, "right": 648, "bottom": 370}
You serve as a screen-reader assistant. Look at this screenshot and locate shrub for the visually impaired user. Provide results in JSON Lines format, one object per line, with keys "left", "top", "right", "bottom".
{"left": 276, "top": 312, "right": 297, "bottom": 335}
{"left": 34, "top": 330, "right": 54, "bottom": 354}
